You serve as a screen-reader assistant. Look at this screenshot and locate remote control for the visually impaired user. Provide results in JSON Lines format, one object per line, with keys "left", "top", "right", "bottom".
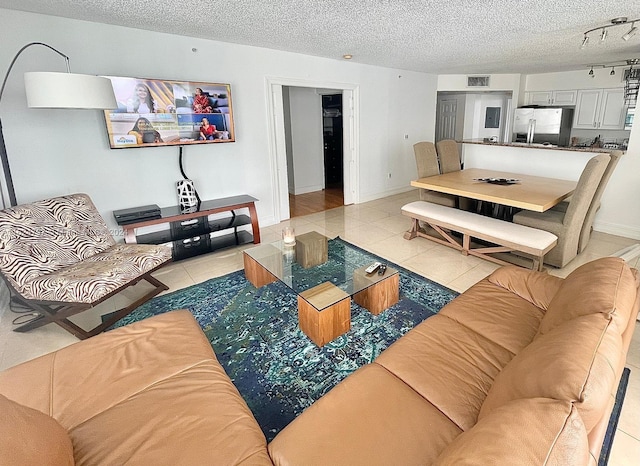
{"left": 365, "top": 262, "right": 382, "bottom": 274}
{"left": 378, "top": 264, "right": 387, "bottom": 276}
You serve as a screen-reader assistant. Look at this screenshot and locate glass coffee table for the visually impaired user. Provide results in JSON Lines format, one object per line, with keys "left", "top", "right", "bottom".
{"left": 243, "top": 231, "right": 399, "bottom": 346}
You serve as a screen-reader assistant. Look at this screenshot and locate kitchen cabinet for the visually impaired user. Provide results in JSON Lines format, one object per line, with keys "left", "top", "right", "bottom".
{"left": 573, "top": 88, "right": 626, "bottom": 130}
{"left": 525, "top": 90, "right": 576, "bottom": 106}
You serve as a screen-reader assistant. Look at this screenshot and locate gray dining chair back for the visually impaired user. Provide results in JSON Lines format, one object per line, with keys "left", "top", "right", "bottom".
{"left": 436, "top": 140, "right": 461, "bottom": 174}
{"left": 413, "top": 141, "right": 457, "bottom": 207}
{"left": 513, "top": 153, "right": 609, "bottom": 268}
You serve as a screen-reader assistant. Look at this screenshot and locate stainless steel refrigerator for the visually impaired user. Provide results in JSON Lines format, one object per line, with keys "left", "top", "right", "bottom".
{"left": 512, "top": 107, "right": 574, "bottom": 147}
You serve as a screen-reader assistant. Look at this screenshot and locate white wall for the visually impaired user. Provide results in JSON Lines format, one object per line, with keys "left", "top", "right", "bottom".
{"left": 288, "top": 87, "right": 323, "bottom": 194}
{"left": 465, "top": 95, "right": 507, "bottom": 141}
{"left": 0, "top": 9, "right": 438, "bottom": 234}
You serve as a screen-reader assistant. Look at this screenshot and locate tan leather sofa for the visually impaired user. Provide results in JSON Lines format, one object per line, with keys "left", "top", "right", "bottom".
{"left": 0, "top": 257, "right": 637, "bottom": 465}
{"left": 268, "top": 257, "right": 639, "bottom": 465}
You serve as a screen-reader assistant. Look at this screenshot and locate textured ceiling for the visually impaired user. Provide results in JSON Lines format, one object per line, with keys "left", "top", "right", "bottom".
{"left": 2, "top": 0, "right": 640, "bottom": 74}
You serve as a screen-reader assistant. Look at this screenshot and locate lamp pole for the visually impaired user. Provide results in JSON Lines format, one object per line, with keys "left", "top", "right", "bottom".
{"left": 0, "top": 43, "right": 70, "bottom": 208}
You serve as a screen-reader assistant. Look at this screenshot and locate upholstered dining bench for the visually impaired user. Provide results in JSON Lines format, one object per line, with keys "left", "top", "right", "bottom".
{"left": 0, "top": 193, "right": 172, "bottom": 339}
{"left": 402, "top": 201, "right": 557, "bottom": 271}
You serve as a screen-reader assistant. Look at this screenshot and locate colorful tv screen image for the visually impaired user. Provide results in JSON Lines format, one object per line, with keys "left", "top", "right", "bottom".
{"left": 102, "top": 76, "right": 235, "bottom": 149}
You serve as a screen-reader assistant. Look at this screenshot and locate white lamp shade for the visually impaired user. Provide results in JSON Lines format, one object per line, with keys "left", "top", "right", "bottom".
{"left": 24, "top": 72, "right": 117, "bottom": 109}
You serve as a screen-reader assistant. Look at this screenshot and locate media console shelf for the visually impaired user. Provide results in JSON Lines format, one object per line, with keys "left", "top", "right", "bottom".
{"left": 115, "top": 195, "right": 260, "bottom": 261}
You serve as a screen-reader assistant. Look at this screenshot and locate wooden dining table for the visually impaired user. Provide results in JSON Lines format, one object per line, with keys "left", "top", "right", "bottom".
{"left": 411, "top": 168, "right": 577, "bottom": 212}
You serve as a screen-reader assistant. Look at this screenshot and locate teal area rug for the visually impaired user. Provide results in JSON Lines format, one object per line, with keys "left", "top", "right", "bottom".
{"left": 110, "top": 237, "right": 458, "bottom": 440}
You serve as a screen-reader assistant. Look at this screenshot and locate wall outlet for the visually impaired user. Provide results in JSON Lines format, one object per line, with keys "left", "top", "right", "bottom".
{"left": 404, "top": 134, "right": 409, "bottom": 139}
{"left": 387, "top": 173, "right": 392, "bottom": 179}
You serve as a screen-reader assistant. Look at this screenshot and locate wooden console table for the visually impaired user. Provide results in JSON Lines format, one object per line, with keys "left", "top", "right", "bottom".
{"left": 116, "top": 195, "right": 260, "bottom": 261}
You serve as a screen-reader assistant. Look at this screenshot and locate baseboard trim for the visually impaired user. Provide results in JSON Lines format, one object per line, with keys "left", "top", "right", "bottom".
{"left": 593, "top": 221, "right": 640, "bottom": 240}
{"left": 293, "top": 185, "right": 324, "bottom": 195}
{"left": 358, "top": 186, "right": 416, "bottom": 204}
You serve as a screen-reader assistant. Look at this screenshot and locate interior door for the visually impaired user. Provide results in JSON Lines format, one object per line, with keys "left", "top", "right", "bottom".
{"left": 436, "top": 98, "right": 457, "bottom": 142}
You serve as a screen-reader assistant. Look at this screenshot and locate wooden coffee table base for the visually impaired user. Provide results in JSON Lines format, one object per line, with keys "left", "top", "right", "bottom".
{"left": 243, "top": 251, "right": 278, "bottom": 288}
{"left": 298, "top": 283, "right": 351, "bottom": 347}
{"left": 353, "top": 273, "right": 400, "bottom": 316}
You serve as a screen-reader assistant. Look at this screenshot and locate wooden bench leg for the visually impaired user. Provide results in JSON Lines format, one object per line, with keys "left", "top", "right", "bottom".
{"left": 404, "top": 218, "right": 419, "bottom": 240}
{"left": 533, "top": 257, "right": 544, "bottom": 271}
{"left": 462, "top": 234, "right": 470, "bottom": 256}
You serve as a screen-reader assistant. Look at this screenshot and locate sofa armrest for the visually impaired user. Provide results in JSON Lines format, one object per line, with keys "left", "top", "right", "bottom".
{"left": 487, "top": 266, "right": 563, "bottom": 312}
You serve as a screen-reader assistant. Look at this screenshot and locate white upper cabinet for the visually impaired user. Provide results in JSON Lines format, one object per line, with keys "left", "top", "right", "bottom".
{"left": 551, "top": 90, "right": 577, "bottom": 106}
{"left": 573, "top": 88, "right": 625, "bottom": 130}
{"left": 599, "top": 89, "right": 626, "bottom": 130}
{"left": 526, "top": 91, "right": 553, "bottom": 105}
{"left": 525, "top": 90, "right": 576, "bottom": 106}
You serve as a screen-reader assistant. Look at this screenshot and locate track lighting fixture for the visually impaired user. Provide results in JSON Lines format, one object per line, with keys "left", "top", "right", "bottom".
{"left": 584, "top": 59, "right": 640, "bottom": 105}
{"left": 581, "top": 17, "right": 640, "bottom": 47}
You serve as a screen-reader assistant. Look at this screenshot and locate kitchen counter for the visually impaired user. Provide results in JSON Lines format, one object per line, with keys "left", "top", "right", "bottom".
{"left": 460, "top": 139, "right": 622, "bottom": 154}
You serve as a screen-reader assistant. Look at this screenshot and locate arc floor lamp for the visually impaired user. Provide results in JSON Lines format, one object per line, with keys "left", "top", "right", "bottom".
{"left": 0, "top": 42, "right": 117, "bottom": 208}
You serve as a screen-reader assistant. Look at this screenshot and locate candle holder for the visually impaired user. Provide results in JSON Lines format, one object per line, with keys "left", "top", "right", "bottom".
{"left": 282, "top": 227, "right": 296, "bottom": 247}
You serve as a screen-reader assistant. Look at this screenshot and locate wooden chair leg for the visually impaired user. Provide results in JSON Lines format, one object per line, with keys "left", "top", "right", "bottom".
{"left": 84, "top": 275, "right": 169, "bottom": 338}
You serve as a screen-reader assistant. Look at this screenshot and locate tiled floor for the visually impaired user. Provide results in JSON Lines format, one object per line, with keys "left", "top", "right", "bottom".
{"left": 1, "top": 190, "right": 638, "bottom": 464}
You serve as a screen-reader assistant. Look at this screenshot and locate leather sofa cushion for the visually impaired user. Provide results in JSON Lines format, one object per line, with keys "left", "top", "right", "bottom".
{"left": 539, "top": 257, "right": 638, "bottom": 336}
{"left": 479, "top": 313, "right": 621, "bottom": 432}
{"left": 0, "top": 394, "right": 74, "bottom": 466}
{"left": 434, "top": 398, "right": 589, "bottom": 466}
{"left": 486, "top": 265, "right": 563, "bottom": 312}
{"left": 268, "top": 363, "right": 462, "bottom": 465}
{"left": 0, "top": 310, "right": 272, "bottom": 466}
{"left": 375, "top": 314, "right": 513, "bottom": 431}
{"left": 439, "top": 276, "right": 546, "bottom": 355}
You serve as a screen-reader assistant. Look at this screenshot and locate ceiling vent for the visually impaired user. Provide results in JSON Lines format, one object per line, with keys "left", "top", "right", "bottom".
{"left": 467, "top": 76, "right": 490, "bottom": 87}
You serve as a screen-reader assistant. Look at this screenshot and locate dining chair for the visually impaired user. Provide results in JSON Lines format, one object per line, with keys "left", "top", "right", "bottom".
{"left": 413, "top": 141, "right": 457, "bottom": 207}
{"left": 549, "top": 150, "right": 622, "bottom": 254}
{"left": 436, "top": 139, "right": 478, "bottom": 213}
{"left": 512, "top": 153, "right": 610, "bottom": 268}
{"left": 435, "top": 139, "right": 462, "bottom": 173}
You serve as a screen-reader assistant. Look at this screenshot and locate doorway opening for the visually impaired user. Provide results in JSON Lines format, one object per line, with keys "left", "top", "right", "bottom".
{"left": 288, "top": 92, "right": 344, "bottom": 217}
{"left": 267, "top": 79, "right": 358, "bottom": 223}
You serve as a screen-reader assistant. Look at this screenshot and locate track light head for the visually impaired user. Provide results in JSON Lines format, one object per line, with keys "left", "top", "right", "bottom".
{"left": 622, "top": 22, "right": 638, "bottom": 41}
{"left": 589, "top": 66, "right": 594, "bottom": 77}
{"left": 581, "top": 35, "right": 589, "bottom": 48}
{"left": 601, "top": 28, "right": 608, "bottom": 41}
{"left": 610, "top": 67, "right": 616, "bottom": 76}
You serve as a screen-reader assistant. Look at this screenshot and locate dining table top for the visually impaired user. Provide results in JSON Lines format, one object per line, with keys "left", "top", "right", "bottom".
{"left": 411, "top": 168, "right": 577, "bottom": 212}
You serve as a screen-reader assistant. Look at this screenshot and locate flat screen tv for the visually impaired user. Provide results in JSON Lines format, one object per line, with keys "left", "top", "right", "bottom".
{"left": 102, "top": 76, "right": 235, "bottom": 149}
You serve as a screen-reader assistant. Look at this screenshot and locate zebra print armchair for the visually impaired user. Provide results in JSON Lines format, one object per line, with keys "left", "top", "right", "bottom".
{"left": 0, "top": 194, "right": 171, "bottom": 339}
